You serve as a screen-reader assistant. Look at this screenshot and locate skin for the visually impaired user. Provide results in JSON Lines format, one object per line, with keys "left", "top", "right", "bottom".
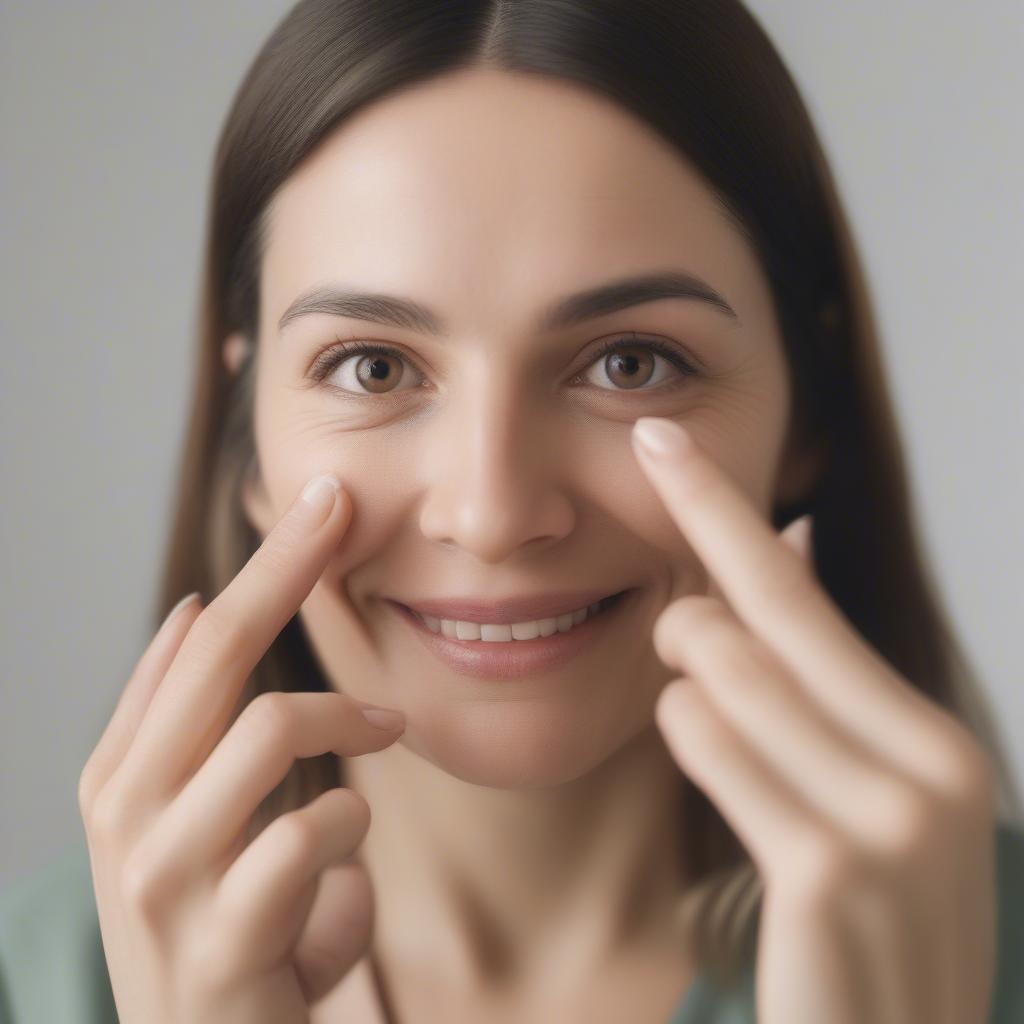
{"left": 636, "top": 420, "right": 997, "bottom": 1023}
{"left": 77, "top": 66, "right": 994, "bottom": 1024}
{"left": 231, "top": 66, "right": 826, "bottom": 1018}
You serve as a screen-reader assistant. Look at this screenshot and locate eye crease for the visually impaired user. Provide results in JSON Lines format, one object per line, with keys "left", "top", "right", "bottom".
{"left": 305, "top": 334, "right": 700, "bottom": 398}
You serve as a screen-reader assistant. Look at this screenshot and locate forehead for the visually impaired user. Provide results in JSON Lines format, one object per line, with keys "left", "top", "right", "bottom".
{"left": 260, "top": 67, "right": 770, "bottom": 339}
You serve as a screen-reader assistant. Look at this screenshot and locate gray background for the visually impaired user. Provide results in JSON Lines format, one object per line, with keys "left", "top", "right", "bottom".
{"left": 2, "top": 1, "right": 1021, "bottom": 891}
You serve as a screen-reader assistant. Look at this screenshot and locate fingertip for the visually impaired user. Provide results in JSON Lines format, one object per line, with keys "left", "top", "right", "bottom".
{"left": 158, "top": 590, "right": 202, "bottom": 634}
{"left": 633, "top": 418, "right": 693, "bottom": 461}
{"left": 299, "top": 474, "right": 342, "bottom": 518}
{"left": 324, "top": 480, "right": 353, "bottom": 531}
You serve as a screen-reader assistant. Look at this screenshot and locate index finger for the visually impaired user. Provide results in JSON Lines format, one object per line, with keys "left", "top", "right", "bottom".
{"left": 116, "top": 473, "right": 352, "bottom": 805}
{"left": 630, "top": 418, "right": 898, "bottom": 694}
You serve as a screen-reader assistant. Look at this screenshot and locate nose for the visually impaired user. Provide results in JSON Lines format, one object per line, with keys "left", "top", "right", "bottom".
{"left": 416, "top": 390, "right": 576, "bottom": 563}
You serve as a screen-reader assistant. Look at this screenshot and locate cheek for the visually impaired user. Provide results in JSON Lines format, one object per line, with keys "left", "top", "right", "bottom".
{"left": 630, "top": 414, "right": 786, "bottom": 601}
{"left": 685, "top": 374, "right": 790, "bottom": 512}
{"left": 254, "top": 395, "right": 396, "bottom": 508}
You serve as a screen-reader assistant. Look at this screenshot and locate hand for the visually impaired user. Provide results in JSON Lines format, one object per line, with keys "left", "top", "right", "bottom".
{"left": 78, "top": 474, "right": 406, "bottom": 1024}
{"left": 631, "top": 417, "right": 998, "bottom": 1024}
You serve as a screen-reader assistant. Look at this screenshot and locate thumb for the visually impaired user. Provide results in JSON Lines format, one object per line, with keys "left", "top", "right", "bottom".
{"left": 779, "top": 513, "right": 814, "bottom": 570}
{"left": 293, "top": 859, "right": 375, "bottom": 1004}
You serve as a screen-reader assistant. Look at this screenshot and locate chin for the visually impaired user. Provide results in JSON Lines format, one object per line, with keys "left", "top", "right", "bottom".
{"left": 394, "top": 701, "right": 651, "bottom": 790}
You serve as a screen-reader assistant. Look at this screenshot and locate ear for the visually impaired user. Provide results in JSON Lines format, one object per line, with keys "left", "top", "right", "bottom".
{"left": 223, "top": 331, "right": 253, "bottom": 376}
{"left": 240, "top": 462, "right": 275, "bottom": 540}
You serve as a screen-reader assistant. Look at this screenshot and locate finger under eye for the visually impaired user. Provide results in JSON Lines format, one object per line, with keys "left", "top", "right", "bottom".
{"left": 632, "top": 420, "right": 958, "bottom": 785}
{"left": 634, "top": 420, "right": 871, "bottom": 676}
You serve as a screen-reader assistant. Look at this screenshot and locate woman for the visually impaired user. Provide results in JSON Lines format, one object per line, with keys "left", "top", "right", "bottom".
{"left": 3, "top": 1, "right": 1022, "bottom": 1021}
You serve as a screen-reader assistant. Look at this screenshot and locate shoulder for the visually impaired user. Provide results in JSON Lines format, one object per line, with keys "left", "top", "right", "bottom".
{"left": 0, "top": 835, "right": 117, "bottom": 1024}
{"left": 992, "top": 817, "right": 1024, "bottom": 1023}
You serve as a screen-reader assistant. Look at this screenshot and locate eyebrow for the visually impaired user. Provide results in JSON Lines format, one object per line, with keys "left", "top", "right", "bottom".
{"left": 277, "top": 269, "right": 741, "bottom": 338}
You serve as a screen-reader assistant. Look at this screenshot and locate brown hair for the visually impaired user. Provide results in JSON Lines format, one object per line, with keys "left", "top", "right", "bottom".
{"left": 149, "top": 0, "right": 1022, "bottom": 991}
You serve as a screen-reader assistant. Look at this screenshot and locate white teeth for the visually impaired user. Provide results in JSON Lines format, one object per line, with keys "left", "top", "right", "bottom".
{"left": 483, "top": 623, "right": 513, "bottom": 640}
{"left": 510, "top": 620, "right": 540, "bottom": 640}
{"left": 418, "top": 598, "right": 614, "bottom": 641}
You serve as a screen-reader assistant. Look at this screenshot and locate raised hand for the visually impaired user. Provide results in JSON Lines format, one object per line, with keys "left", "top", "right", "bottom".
{"left": 78, "top": 474, "right": 406, "bottom": 1024}
{"left": 631, "top": 416, "right": 998, "bottom": 1024}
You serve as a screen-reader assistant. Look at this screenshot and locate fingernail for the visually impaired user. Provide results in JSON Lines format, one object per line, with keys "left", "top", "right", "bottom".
{"left": 633, "top": 418, "right": 692, "bottom": 459}
{"left": 160, "top": 591, "right": 200, "bottom": 631}
{"left": 360, "top": 707, "right": 405, "bottom": 730}
{"left": 299, "top": 474, "right": 341, "bottom": 521}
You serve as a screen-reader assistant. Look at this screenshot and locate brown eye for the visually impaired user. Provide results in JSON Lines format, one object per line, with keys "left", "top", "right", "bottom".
{"left": 308, "top": 335, "right": 698, "bottom": 398}
{"left": 354, "top": 352, "right": 403, "bottom": 393}
{"left": 578, "top": 336, "right": 698, "bottom": 393}
{"left": 309, "top": 341, "right": 423, "bottom": 395}
{"left": 603, "top": 344, "right": 656, "bottom": 389}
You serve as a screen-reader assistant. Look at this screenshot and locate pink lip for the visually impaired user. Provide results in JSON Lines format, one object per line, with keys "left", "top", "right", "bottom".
{"left": 387, "top": 586, "right": 631, "bottom": 625}
{"left": 386, "top": 588, "right": 638, "bottom": 680}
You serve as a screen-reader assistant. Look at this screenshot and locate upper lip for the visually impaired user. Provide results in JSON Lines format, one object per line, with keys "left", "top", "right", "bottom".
{"left": 389, "top": 587, "right": 632, "bottom": 625}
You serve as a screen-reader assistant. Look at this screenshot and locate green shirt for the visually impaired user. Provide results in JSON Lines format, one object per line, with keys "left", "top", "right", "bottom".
{"left": 1, "top": 821, "right": 1022, "bottom": 1022}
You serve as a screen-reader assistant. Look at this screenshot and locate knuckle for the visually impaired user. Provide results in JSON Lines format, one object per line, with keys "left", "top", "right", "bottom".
{"left": 239, "top": 691, "right": 297, "bottom": 748}
{"left": 120, "top": 847, "right": 168, "bottom": 916}
{"left": 324, "top": 786, "right": 371, "bottom": 832}
{"left": 77, "top": 765, "right": 99, "bottom": 821}
{"left": 785, "top": 827, "right": 859, "bottom": 905}
{"left": 861, "top": 781, "right": 937, "bottom": 861}
{"left": 87, "top": 785, "right": 133, "bottom": 844}
{"left": 275, "top": 808, "right": 322, "bottom": 864}
{"left": 928, "top": 725, "right": 999, "bottom": 811}
{"left": 653, "top": 596, "right": 725, "bottom": 664}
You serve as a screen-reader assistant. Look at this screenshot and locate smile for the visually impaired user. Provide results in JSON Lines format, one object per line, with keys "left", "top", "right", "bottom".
{"left": 407, "top": 590, "right": 627, "bottom": 640}
{"left": 386, "top": 589, "right": 638, "bottom": 680}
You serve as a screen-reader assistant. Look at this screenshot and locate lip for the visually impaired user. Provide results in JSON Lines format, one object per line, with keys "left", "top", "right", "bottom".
{"left": 386, "top": 587, "right": 639, "bottom": 680}
{"left": 387, "top": 586, "right": 629, "bottom": 625}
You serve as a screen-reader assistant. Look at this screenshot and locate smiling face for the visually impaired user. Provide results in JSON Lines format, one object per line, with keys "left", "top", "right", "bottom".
{"left": 235, "top": 66, "right": 818, "bottom": 788}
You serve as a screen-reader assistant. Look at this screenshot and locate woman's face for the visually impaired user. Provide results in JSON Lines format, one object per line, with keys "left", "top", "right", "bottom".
{"left": 237, "top": 67, "right": 817, "bottom": 788}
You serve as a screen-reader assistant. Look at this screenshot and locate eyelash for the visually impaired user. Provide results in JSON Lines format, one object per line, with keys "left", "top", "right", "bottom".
{"left": 306, "top": 333, "right": 699, "bottom": 397}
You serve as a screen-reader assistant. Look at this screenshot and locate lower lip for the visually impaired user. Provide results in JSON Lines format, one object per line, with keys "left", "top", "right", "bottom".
{"left": 386, "top": 589, "right": 639, "bottom": 680}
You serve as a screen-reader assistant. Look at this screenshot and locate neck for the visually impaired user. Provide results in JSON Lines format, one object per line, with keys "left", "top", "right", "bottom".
{"left": 342, "top": 720, "right": 693, "bottom": 995}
